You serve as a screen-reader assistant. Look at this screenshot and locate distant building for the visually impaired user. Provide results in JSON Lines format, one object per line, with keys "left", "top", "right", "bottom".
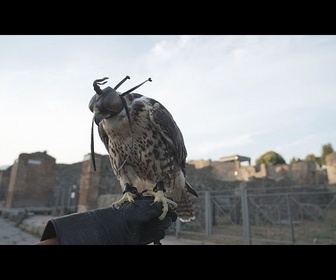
{"left": 0, "top": 152, "right": 333, "bottom": 212}
{"left": 188, "top": 154, "right": 328, "bottom": 186}
{"left": 325, "top": 152, "right": 336, "bottom": 184}
{"left": 5, "top": 152, "right": 56, "bottom": 208}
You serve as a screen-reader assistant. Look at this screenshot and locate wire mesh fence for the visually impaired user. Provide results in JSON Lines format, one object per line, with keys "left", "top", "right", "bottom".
{"left": 170, "top": 187, "right": 336, "bottom": 245}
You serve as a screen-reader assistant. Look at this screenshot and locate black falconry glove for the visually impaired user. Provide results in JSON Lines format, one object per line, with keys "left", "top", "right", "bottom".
{"left": 40, "top": 196, "right": 177, "bottom": 245}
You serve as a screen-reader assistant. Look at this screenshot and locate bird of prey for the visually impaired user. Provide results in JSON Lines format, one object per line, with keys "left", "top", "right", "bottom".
{"left": 88, "top": 76, "right": 198, "bottom": 222}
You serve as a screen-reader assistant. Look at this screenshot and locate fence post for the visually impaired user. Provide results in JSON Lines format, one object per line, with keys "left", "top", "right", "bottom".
{"left": 175, "top": 219, "right": 181, "bottom": 238}
{"left": 205, "top": 191, "right": 212, "bottom": 236}
{"left": 286, "top": 193, "right": 296, "bottom": 244}
{"left": 241, "top": 188, "right": 251, "bottom": 245}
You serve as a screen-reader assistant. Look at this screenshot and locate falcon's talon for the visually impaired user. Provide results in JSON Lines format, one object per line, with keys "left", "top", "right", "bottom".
{"left": 144, "top": 189, "right": 178, "bottom": 220}
{"left": 111, "top": 191, "right": 138, "bottom": 208}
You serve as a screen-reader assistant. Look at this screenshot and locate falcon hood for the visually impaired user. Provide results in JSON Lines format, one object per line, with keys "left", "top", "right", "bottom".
{"left": 89, "top": 76, "right": 152, "bottom": 125}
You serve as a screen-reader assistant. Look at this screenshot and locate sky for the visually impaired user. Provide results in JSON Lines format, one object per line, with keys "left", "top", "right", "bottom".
{"left": 0, "top": 35, "right": 335, "bottom": 168}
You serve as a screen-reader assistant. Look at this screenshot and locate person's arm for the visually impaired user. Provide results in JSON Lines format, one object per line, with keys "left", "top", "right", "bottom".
{"left": 34, "top": 196, "right": 177, "bottom": 245}
{"left": 35, "top": 238, "right": 59, "bottom": 245}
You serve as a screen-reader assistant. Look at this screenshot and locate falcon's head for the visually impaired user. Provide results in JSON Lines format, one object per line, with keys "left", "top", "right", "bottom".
{"left": 89, "top": 76, "right": 152, "bottom": 125}
{"left": 89, "top": 77, "right": 124, "bottom": 125}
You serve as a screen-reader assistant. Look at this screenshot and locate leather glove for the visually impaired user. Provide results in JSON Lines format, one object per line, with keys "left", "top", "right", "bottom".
{"left": 40, "top": 196, "right": 177, "bottom": 245}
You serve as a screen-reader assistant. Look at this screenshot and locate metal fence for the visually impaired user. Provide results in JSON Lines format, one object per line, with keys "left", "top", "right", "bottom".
{"left": 171, "top": 187, "right": 336, "bottom": 245}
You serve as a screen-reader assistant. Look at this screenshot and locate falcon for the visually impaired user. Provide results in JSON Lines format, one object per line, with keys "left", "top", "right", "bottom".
{"left": 88, "top": 76, "right": 198, "bottom": 222}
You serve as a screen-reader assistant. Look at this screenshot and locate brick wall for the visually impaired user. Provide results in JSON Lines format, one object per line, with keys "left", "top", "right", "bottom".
{"left": 77, "top": 153, "right": 120, "bottom": 212}
{"left": 5, "top": 152, "right": 55, "bottom": 208}
{"left": 0, "top": 167, "right": 11, "bottom": 203}
{"left": 325, "top": 153, "right": 336, "bottom": 184}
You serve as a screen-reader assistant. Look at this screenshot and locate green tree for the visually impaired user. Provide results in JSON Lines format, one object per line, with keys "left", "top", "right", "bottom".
{"left": 321, "top": 143, "right": 334, "bottom": 165}
{"left": 304, "top": 153, "right": 321, "bottom": 166}
{"left": 256, "top": 151, "right": 286, "bottom": 166}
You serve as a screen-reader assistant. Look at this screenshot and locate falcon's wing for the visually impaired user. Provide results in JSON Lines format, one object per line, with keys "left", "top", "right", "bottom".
{"left": 148, "top": 98, "right": 187, "bottom": 173}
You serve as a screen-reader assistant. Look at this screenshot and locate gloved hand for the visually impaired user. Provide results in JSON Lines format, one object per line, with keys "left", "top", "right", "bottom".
{"left": 40, "top": 196, "right": 177, "bottom": 245}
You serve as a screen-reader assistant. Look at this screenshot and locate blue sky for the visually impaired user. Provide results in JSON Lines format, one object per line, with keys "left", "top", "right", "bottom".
{"left": 1, "top": 35, "right": 335, "bottom": 168}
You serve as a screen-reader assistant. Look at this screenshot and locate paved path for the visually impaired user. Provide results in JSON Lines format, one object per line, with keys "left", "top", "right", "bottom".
{"left": 160, "top": 235, "right": 216, "bottom": 245}
{"left": 0, "top": 216, "right": 214, "bottom": 245}
{"left": 0, "top": 217, "right": 40, "bottom": 245}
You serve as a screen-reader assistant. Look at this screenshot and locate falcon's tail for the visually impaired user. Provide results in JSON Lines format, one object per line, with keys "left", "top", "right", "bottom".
{"left": 175, "top": 182, "right": 198, "bottom": 222}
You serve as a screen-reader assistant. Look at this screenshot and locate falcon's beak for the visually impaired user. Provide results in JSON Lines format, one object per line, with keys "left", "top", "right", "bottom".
{"left": 94, "top": 113, "right": 103, "bottom": 125}
{"left": 93, "top": 107, "right": 110, "bottom": 125}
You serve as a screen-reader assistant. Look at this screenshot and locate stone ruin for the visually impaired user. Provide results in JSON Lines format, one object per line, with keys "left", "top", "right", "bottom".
{"left": 0, "top": 151, "right": 335, "bottom": 212}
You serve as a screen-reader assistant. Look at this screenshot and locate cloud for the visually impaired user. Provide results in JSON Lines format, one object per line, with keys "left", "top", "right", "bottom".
{"left": 1, "top": 35, "right": 336, "bottom": 166}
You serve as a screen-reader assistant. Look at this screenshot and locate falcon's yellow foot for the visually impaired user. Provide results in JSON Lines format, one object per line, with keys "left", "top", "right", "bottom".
{"left": 111, "top": 183, "right": 139, "bottom": 209}
{"left": 144, "top": 181, "right": 178, "bottom": 220}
